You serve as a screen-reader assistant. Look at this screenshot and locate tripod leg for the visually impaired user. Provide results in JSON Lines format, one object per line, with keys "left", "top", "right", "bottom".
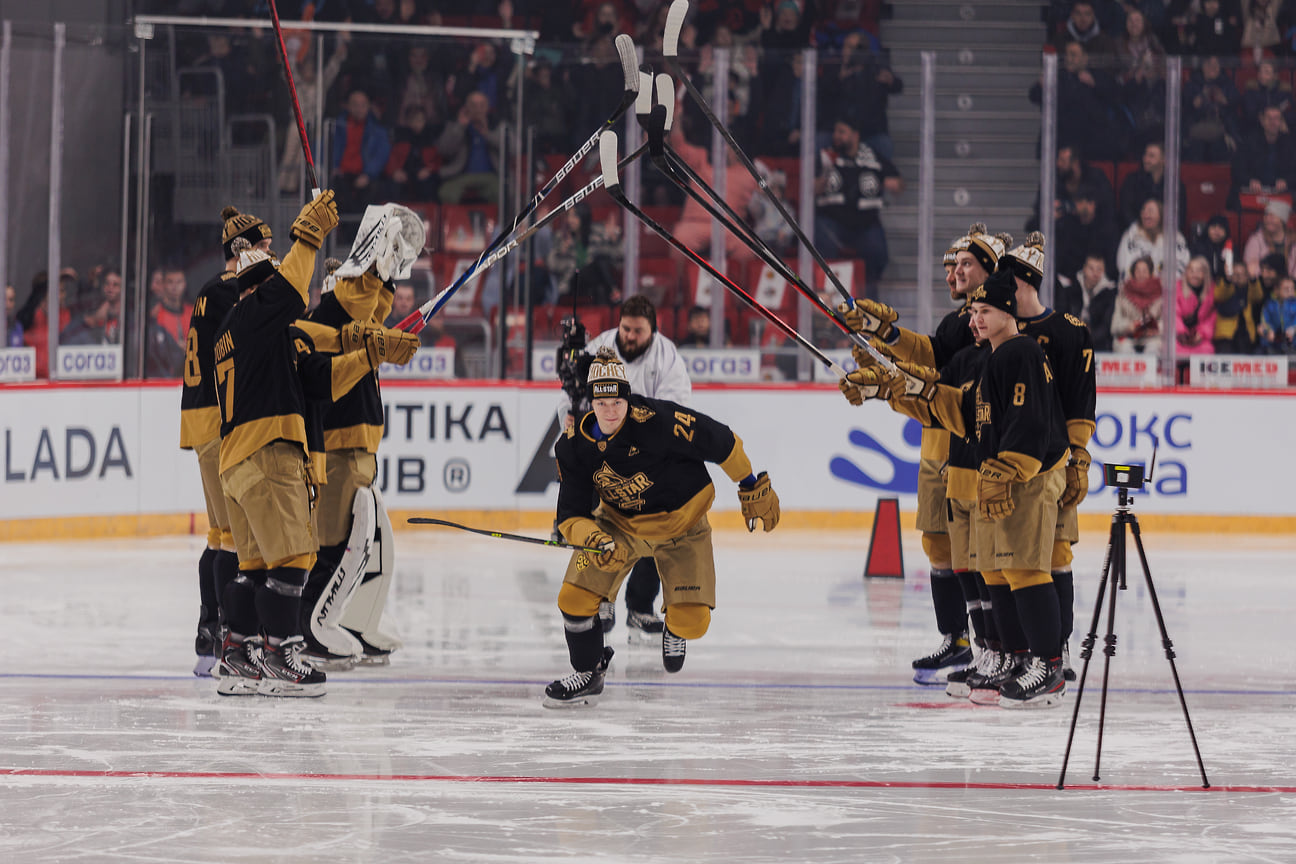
{"left": 1057, "top": 515, "right": 1117, "bottom": 789}
{"left": 1093, "top": 515, "right": 1125, "bottom": 782}
{"left": 1128, "top": 519, "right": 1211, "bottom": 788}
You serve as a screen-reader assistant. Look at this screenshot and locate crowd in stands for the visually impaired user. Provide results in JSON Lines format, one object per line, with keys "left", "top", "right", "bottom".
{"left": 1037, "top": 1, "right": 1296, "bottom": 367}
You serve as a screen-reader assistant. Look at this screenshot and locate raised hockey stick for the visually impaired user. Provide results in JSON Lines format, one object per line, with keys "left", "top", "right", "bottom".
{"left": 662, "top": 0, "right": 895, "bottom": 371}
{"left": 407, "top": 517, "right": 608, "bottom": 554}
{"left": 642, "top": 77, "right": 900, "bottom": 374}
{"left": 395, "top": 36, "right": 641, "bottom": 334}
{"left": 267, "top": 0, "right": 320, "bottom": 196}
{"left": 600, "top": 125, "right": 845, "bottom": 378}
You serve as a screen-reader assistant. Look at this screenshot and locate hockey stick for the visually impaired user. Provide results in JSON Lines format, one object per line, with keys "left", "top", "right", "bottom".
{"left": 600, "top": 126, "right": 844, "bottom": 377}
{"left": 267, "top": 0, "right": 320, "bottom": 197}
{"left": 662, "top": 0, "right": 895, "bottom": 371}
{"left": 642, "top": 77, "right": 898, "bottom": 373}
{"left": 407, "top": 517, "right": 608, "bottom": 554}
{"left": 395, "top": 36, "right": 641, "bottom": 334}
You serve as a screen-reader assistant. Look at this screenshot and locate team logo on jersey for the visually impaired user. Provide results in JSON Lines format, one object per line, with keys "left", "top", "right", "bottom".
{"left": 598, "top": 440, "right": 607, "bottom": 451}
{"left": 631, "top": 406, "right": 655, "bottom": 422}
{"left": 1065, "top": 313, "right": 1084, "bottom": 327}
{"left": 593, "top": 461, "right": 652, "bottom": 511}
{"left": 628, "top": 446, "right": 639, "bottom": 457}
{"left": 974, "top": 383, "right": 991, "bottom": 442}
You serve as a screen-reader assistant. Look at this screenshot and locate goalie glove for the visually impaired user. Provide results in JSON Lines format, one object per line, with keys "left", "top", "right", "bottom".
{"left": 888, "top": 361, "right": 940, "bottom": 402}
{"left": 583, "top": 528, "right": 629, "bottom": 571}
{"left": 837, "top": 298, "right": 897, "bottom": 340}
{"left": 334, "top": 204, "right": 426, "bottom": 280}
{"left": 737, "top": 472, "right": 780, "bottom": 532}
{"left": 364, "top": 326, "right": 420, "bottom": 369}
{"left": 977, "top": 457, "right": 1018, "bottom": 522}
{"left": 841, "top": 367, "right": 892, "bottom": 404}
{"left": 1060, "top": 446, "right": 1091, "bottom": 508}
{"left": 290, "top": 189, "right": 339, "bottom": 249}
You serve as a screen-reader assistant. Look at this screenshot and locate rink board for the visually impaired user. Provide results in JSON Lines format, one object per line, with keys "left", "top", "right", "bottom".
{"left": 0, "top": 381, "right": 1291, "bottom": 529}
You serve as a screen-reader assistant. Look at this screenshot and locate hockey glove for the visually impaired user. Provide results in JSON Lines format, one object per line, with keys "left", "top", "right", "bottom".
{"left": 583, "top": 528, "right": 629, "bottom": 571}
{"left": 1060, "top": 446, "right": 1091, "bottom": 508}
{"left": 339, "top": 321, "right": 366, "bottom": 354}
{"left": 837, "top": 298, "right": 897, "bottom": 340}
{"left": 291, "top": 189, "right": 339, "bottom": 249}
{"left": 364, "top": 326, "right": 420, "bottom": 369}
{"left": 849, "top": 336, "right": 894, "bottom": 372}
{"left": 304, "top": 458, "right": 323, "bottom": 512}
{"left": 737, "top": 472, "right": 780, "bottom": 532}
{"left": 888, "top": 361, "right": 940, "bottom": 402}
{"left": 977, "top": 458, "right": 1018, "bottom": 522}
{"left": 842, "top": 367, "right": 891, "bottom": 401}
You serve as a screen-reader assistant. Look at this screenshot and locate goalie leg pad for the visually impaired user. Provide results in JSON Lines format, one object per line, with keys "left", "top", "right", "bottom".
{"left": 340, "top": 485, "right": 402, "bottom": 654}
{"left": 305, "top": 487, "right": 376, "bottom": 659}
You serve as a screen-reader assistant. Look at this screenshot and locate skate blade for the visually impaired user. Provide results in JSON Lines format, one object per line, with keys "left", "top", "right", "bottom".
{"left": 193, "top": 656, "right": 218, "bottom": 678}
{"left": 945, "top": 683, "right": 972, "bottom": 698}
{"left": 999, "top": 688, "right": 1067, "bottom": 710}
{"left": 257, "top": 679, "right": 327, "bottom": 698}
{"left": 912, "top": 668, "right": 961, "bottom": 685}
{"left": 215, "top": 676, "right": 260, "bottom": 696}
{"left": 541, "top": 693, "right": 599, "bottom": 709}
{"left": 355, "top": 653, "right": 391, "bottom": 667}
{"left": 968, "top": 689, "right": 1002, "bottom": 706}
{"left": 627, "top": 629, "right": 661, "bottom": 646}
{"left": 303, "top": 654, "right": 360, "bottom": 672}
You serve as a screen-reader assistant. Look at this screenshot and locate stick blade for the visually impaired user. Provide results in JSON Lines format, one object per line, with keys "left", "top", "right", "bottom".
{"left": 664, "top": 0, "right": 689, "bottom": 58}
{"left": 599, "top": 131, "right": 621, "bottom": 190}
{"left": 614, "top": 34, "right": 639, "bottom": 93}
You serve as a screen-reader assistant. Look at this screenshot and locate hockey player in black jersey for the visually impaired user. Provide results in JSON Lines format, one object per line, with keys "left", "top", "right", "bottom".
{"left": 544, "top": 348, "right": 780, "bottom": 707}
{"left": 1004, "top": 232, "right": 1097, "bottom": 679}
{"left": 180, "top": 206, "right": 273, "bottom": 677}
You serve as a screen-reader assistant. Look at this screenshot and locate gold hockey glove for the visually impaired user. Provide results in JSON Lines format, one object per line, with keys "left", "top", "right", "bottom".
{"left": 850, "top": 335, "right": 894, "bottom": 372}
{"left": 888, "top": 361, "right": 940, "bottom": 402}
{"left": 1060, "top": 446, "right": 1091, "bottom": 508}
{"left": 842, "top": 367, "right": 891, "bottom": 402}
{"left": 339, "top": 321, "right": 366, "bottom": 354}
{"left": 837, "top": 298, "right": 897, "bottom": 340}
{"left": 291, "top": 189, "right": 339, "bottom": 249}
{"left": 737, "top": 471, "right": 780, "bottom": 532}
{"left": 364, "top": 326, "right": 420, "bottom": 368}
{"left": 977, "top": 457, "right": 1018, "bottom": 522}
{"left": 583, "top": 528, "right": 629, "bottom": 571}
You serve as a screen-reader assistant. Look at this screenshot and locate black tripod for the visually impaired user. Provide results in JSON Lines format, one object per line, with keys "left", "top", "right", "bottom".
{"left": 1057, "top": 475, "right": 1210, "bottom": 789}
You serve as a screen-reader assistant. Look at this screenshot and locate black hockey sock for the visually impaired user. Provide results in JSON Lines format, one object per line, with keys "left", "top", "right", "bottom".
{"left": 256, "top": 567, "right": 308, "bottom": 641}
{"left": 1053, "top": 570, "right": 1075, "bottom": 641}
{"left": 222, "top": 570, "right": 265, "bottom": 638}
{"left": 954, "top": 571, "right": 984, "bottom": 643}
{"left": 197, "top": 547, "right": 218, "bottom": 628}
{"left": 1011, "top": 583, "right": 1063, "bottom": 660}
{"left": 301, "top": 542, "right": 347, "bottom": 613}
{"left": 975, "top": 574, "right": 999, "bottom": 645}
{"left": 214, "top": 550, "right": 239, "bottom": 627}
{"left": 987, "top": 584, "right": 1027, "bottom": 654}
{"left": 624, "top": 557, "right": 661, "bottom": 614}
{"left": 561, "top": 612, "right": 605, "bottom": 671}
{"left": 930, "top": 568, "right": 966, "bottom": 635}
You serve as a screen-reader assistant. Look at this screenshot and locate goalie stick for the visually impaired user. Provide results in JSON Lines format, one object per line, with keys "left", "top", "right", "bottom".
{"left": 395, "top": 35, "right": 641, "bottom": 334}
{"left": 599, "top": 125, "right": 845, "bottom": 378}
{"left": 407, "top": 517, "right": 609, "bottom": 554}
{"left": 662, "top": 0, "right": 896, "bottom": 372}
{"left": 641, "top": 76, "right": 900, "bottom": 374}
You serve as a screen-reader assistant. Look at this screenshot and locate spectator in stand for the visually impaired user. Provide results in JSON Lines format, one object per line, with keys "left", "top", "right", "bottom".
{"left": 753, "top": 48, "right": 804, "bottom": 157}
{"left": 1030, "top": 41, "right": 1121, "bottom": 162}
{"left": 4, "top": 283, "right": 23, "bottom": 347}
{"left": 384, "top": 104, "right": 441, "bottom": 202}
{"left": 1030, "top": 142, "right": 1117, "bottom": 233}
{"left": 278, "top": 40, "right": 345, "bottom": 194}
{"left": 813, "top": 114, "right": 903, "bottom": 298}
{"left": 437, "top": 90, "right": 501, "bottom": 205}
{"left": 547, "top": 202, "right": 624, "bottom": 305}
{"left": 60, "top": 290, "right": 113, "bottom": 346}
{"left": 691, "top": 26, "right": 757, "bottom": 144}
{"left": 1117, "top": 197, "right": 1191, "bottom": 281}
{"left": 1057, "top": 252, "right": 1118, "bottom": 350}
{"left": 818, "top": 30, "right": 903, "bottom": 161}
{"left": 1053, "top": 1, "right": 1116, "bottom": 56}
{"left": 1242, "top": 198, "right": 1296, "bottom": 277}
{"left": 1241, "top": 0, "right": 1284, "bottom": 57}
{"left": 449, "top": 42, "right": 510, "bottom": 117}
{"left": 1182, "top": 55, "right": 1243, "bottom": 163}
{"left": 1190, "top": 213, "right": 1235, "bottom": 280}
{"left": 397, "top": 43, "right": 449, "bottom": 134}
{"left": 1183, "top": 0, "right": 1243, "bottom": 57}
{"left": 524, "top": 58, "right": 571, "bottom": 154}
{"left": 760, "top": 1, "right": 814, "bottom": 56}
{"left": 749, "top": 161, "right": 797, "bottom": 257}
{"left": 1175, "top": 255, "right": 1218, "bottom": 356}
{"left": 1241, "top": 58, "right": 1293, "bottom": 129}
{"left": 146, "top": 266, "right": 192, "bottom": 378}
{"left": 1119, "top": 142, "right": 1189, "bottom": 230}
{"left": 332, "top": 88, "right": 392, "bottom": 215}
{"left": 1258, "top": 274, "right": 1296, "bottom": 352}
{"left": 1114, "top": 7, "right": 1166, "bottom": 81}
{"left": 384, "top": 282, "right": 417, "bottom": 330}
{"left": 677, "top": 304, "right": 733, "bottom": 349}
{"left": 1233, "top": 105, "right": 1296, "bottom": 202}
{"left": 1241, "top": 251, "right": 1289, "bottom": 349}
{"left": 1116, "top": 35, "right": 1167, "bottom": 157}
{"left": 1054, "top": 183, "right": 1120, "bottom": 279}
{"left": 90, "top": 266, "right": 123, "bottom": 344}
{"left": 1111, "top": 255, "right": 1165, "bottom": 353}
{"left": 1213, "top": 255, "right": 1265, "bottom": 352}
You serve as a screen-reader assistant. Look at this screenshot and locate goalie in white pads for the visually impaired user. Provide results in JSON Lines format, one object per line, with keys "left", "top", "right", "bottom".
{"left": 299, "top": 204, "right": 422, "bottom": 667}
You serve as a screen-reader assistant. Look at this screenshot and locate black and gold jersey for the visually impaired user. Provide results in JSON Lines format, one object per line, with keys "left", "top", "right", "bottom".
{"left": 1016, "top": 309, "right": 1097, "bottom": 449}
{"left": 931, "top": 303, "right": 977, "bottom": 370}
{"left": 306, "top": 272, "right": 392, "bottom": 453}
{"left": 973, "top": 334, "right": 1068, "bottom": 480}
{"left": 938, "top": 341, "right": 990, "bottom": 500}
{"left": 555, "top": 395, "right": 754, "bottom": 542}
{"left": 179, "top": 270, "right": 239, "bottom": 450}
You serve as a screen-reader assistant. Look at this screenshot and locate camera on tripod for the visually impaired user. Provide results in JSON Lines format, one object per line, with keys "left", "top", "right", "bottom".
{"left": 1101, "top": 462, "right": 1145, "bottom": 490}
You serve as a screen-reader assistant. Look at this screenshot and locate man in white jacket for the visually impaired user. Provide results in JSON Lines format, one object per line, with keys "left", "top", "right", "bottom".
{"left": 559, "top": 295, "right": 693, "bottom": 640}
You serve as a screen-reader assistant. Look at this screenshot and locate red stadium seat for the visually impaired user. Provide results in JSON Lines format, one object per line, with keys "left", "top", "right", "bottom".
{"left": 441, "top": 204, "right": 499, "bottom": 253}
{"left": 1181, "top": 163, "right": 1232, "bottom": 229}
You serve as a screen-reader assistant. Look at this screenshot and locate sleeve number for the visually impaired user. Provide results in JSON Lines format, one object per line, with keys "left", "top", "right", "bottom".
{"left": 1013, "top": 382, "right": 1027, "bottom": 406}
{"left": 673, "top": 410, "right": 695, "bottom": 442}
{"left": 216, "top": 357, "right": 236, "bottom": 423}
{"left": 183, "top": 328, "right": 201, "bottom": 387}
{"left": 1082, "top": 348, "right": 1093, "bottom": 372}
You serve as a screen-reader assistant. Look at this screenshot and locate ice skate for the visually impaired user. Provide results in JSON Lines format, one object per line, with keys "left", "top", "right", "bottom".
{"left": 215, "top": 634, "right": 263, "bottom": 696}
{"left": 627, "top": 609, "right": 664, "bottom": 644}
{"left": 258, "top": 636, "right": 327, "bottom": 697}
{"left": 543, "top": 647, "right": 614, "bottom": 708}
{"left": 662, "top": 626, "right": 686, "bottom": 673}
{"left": 999, "top": 655, "right": 1067, "bottom": 709}
{"left": 911, "top": 631, "right": 972, "bottom": 685}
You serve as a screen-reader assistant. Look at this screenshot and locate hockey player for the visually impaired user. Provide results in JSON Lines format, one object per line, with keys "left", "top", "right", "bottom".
{"left": 544, "top": 348, "right": 779, "bottom": 707}
{"left": 1003, "top": 232, "right": 1097, "bottom": 678}
{"left": 558, "top": 294, "right": 693, "bottom": 642}
{"left": 300, "top": 204, "right": 426, "bottom": 668}
{"left": 212, "top": 191, "right": 417, "bottom": 697}
{"left": 180, "top": 205, "right": 273, "bottom": 677}
{"left": 839, "top": 224, "right": 1009, "bottom": 684}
